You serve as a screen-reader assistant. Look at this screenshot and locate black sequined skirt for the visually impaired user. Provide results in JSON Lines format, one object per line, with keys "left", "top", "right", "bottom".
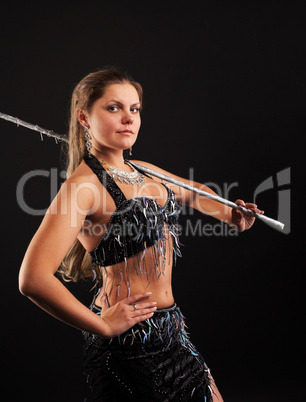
{"left": 83, "top": 304, "right": 213, "bottom": 401}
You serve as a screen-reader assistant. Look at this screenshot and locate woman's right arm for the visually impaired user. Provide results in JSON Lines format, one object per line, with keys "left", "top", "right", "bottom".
{"left": 19, "top": 174, "right": 156, "bottom": 338}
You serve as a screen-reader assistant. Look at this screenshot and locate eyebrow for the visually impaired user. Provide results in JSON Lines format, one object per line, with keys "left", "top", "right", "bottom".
{"left": 105, "top": 99, "right": 141, "bottom": 107}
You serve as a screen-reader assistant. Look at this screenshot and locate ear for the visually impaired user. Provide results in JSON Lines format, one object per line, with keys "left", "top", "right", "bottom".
{"left": 76, "top": 108, "right": 89, "bottom": 128}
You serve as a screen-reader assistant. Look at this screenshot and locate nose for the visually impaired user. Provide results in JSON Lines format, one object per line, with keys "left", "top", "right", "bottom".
{"left": 122, "top": 110, "right": 134, "bottom": 125}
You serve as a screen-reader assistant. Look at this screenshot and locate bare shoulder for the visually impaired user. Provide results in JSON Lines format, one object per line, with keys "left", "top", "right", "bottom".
{"left": 66, "top": 160, "right": 97, "bottom": 184}
{"left": 52, "top": 161, "right": 101, "bottom": 213}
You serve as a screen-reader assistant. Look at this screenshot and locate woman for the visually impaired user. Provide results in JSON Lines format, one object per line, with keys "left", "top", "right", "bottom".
{"left": 19, "top": 67, "right": 262, "bottom": 401}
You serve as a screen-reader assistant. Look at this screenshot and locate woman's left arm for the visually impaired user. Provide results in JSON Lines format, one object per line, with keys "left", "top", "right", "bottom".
{"left": 133, "top": 161, "right": 264, "bottom": 232}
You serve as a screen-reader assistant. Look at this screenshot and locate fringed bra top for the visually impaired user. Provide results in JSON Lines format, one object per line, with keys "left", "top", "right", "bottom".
{"left": 84, "top": 154, "right": 182, "bottom": 288}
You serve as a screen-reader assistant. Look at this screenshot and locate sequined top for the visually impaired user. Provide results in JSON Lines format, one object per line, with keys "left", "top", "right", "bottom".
{"left": 84, "top": 154, "right": 182, "bottom": 283}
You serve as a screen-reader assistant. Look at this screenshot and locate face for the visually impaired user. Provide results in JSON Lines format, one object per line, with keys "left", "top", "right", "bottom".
{"left": 79, "top": 83, "right": 141, "bottom": 155}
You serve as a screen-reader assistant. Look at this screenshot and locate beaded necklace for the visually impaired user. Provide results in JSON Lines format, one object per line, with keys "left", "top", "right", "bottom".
{"left": 100, "top": 159, "right": 146, "bottom": 187}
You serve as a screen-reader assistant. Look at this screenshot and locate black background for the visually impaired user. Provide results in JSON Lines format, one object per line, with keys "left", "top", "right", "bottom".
{"left": 0, "top": 2, "right": 304, "bottom": 401}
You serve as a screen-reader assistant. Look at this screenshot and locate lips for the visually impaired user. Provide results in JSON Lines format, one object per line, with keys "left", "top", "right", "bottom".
{"left": 117, "top": 130, "right": 133, "bottom": 135}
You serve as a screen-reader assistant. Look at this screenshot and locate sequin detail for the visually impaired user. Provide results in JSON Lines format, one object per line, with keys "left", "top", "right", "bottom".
{"left": 83, "top": 304, "right": 213, "bottom": 401}
{"left": 84, "top": 153, "right": 182, "bottom": 296}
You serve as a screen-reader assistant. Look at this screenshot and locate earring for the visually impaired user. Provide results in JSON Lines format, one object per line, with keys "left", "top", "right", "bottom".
{"left": 129, "top": 147, "right": 132, "bottom": 156}
{"left": 84, "top": 126, "right": 92, "bottom": 152}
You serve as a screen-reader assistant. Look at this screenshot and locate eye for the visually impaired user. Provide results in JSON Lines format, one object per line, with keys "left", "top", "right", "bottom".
{"left": 107, "top": 105, "right": 119, "bottom": 112}
{"left": 131, "top": 107, "right": 140, "bottom": 113}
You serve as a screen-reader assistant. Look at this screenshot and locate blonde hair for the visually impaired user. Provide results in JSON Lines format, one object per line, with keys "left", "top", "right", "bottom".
{"left": 59, "top": 67, "right": 143, "bottom": 282}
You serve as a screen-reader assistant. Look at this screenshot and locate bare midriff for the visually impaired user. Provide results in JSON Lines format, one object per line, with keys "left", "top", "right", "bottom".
{"left": 93, "top": 245, "right": 175, "bottom": 309}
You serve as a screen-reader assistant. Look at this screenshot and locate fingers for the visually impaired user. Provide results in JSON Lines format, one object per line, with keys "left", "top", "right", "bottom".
{"left": 130, "top": 301, "right": 157, "bottom": 315}
{"left": 124, "top": 292, "right": 153, "bottom": 305}
{"left": 100, "top": 292, "right": 156, "bottom": 314}
{"left": 122, "top": 293, "right": 157, "bottom": 319}
{"left": 132, "top": 310, "right": 156, "bottom": 324}
{"left": 132, "top": 301, "right": 157, "bottom": 310}
{"left": 235, "top": 199, "right": 264, "bottom": 215}
{"left": 103, "top": 292, "right": 157, "bottom": 316}
{"left": 232, "top": 199, "right": 265, "bottom": 232}
{"left": 235, "top": 199, "right": 246, "bottom": 207}
{"left": 99, "top": 294, "right": 157, "bottom": 338}
{"left": 245, "top": 203, "right": 264, "bottom": 215}
{"left": 126, "top": 293, "right": 157, "bottom": 318}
